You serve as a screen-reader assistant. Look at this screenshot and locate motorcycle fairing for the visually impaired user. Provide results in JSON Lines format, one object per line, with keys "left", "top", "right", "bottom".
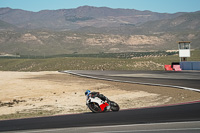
{"left": 87, "top": 97, "right": 109, "bottom": 112}
{"left": 100, "top": 102, "right": 109, "bottom": 111}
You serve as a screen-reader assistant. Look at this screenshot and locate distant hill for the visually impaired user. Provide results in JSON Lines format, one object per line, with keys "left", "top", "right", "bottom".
{"left": 0, "top": 6, "right": 183, "bottom": 30}
{"left": 138, "top": 11, "right": 200, "bottom": 32}
{"left": 0, "top": 20, "right": 17, "bottom": 30}
{"left": 0, "top": 6, "right": 199, "bottom": 56}
{"left": 75, "top": 11, "right": 200, "bottom": 34}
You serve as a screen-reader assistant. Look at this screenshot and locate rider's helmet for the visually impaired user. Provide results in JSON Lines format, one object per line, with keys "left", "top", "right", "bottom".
{"left": 85, "top": 90, "right": 91, "bottom": 96}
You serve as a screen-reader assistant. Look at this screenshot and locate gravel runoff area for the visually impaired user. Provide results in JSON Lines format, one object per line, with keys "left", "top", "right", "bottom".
{"left": 0, "top": 71, "right": 200, "bottom": 120}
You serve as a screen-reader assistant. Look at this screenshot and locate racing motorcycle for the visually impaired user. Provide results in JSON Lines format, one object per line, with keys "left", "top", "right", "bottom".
{"left": 86, "top": 96, "right": 120, "bottom": 113}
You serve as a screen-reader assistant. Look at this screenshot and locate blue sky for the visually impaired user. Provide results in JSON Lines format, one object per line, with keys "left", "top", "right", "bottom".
{"left": 0, "top": 0, "right": 200, "bottom": 13}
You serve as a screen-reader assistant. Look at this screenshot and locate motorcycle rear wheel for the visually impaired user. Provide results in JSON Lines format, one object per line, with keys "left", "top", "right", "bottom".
{"left": 88, "top": 102, "right": 101, "bottom": 113}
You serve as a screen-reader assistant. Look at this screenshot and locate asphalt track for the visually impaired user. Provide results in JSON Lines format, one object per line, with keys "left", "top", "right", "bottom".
{"left": 7, "top": 121, "right": 200, "bottom": 133}
{"left": 1, "top": 101, "right": 200, "bottom": 132}
{"left": 65, "top": 70, "right": 200, "bottom": 91}
{"left": 0, "top": 70, "right": 200, "bottom": 132}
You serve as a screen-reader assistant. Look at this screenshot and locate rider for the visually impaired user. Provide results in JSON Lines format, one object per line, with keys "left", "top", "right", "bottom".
{"left": 85, "top": 90, "right": 110, "bottom": 103}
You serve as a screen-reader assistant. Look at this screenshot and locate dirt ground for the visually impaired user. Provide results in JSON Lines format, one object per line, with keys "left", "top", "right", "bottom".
{"left": 0, "top": 71, "right": 200, "bottom": 120}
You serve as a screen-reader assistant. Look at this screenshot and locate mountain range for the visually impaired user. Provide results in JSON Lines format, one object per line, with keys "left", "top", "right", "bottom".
{"left": 0, "top": 6, "right": 184, "bottom": 30}
{"left": 0, "top": 6, "right": 199, "bottom": 55}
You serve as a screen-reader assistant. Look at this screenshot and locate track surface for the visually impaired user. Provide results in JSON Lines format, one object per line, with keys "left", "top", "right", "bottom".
{"left": 0, "top": 70, "right": 200, "bottom": 132}
{"left": 65, "top": 70, "right": 200, "bottom": 91}
{"left": 9, "top": 121, "right": 200, "bottom": 133}
{"left": 1, "top": 101, "right": 200, "bottom": 132}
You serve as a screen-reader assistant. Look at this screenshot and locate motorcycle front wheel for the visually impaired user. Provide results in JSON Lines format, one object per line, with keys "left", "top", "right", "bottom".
{"left": 110, "top": 101, "right": 120, "bottom": 112}
{"left": 88, "top": 102, "right": 101, "bottom": 113}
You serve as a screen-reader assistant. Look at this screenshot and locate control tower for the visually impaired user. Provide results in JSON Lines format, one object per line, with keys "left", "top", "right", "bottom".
{"left": 178, "top": 41, "right": 191, "bottom": 62}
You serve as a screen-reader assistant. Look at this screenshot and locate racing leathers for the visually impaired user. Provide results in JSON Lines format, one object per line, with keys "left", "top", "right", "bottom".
{"left": 87, "top": 92, "right": 109, "bottom": 102}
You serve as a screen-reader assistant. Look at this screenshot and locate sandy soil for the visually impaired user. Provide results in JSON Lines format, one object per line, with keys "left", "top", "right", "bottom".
{"left": 0, "top": 71, "right": 200, "bottom": 119}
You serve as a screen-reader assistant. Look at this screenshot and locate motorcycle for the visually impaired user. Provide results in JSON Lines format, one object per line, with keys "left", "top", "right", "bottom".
{"left": 86, "top": 96, "right": 120, "bottom": 113}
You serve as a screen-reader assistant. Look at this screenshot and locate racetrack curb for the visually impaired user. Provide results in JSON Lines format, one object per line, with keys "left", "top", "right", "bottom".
{"left": 62, "top": 70, "right": 200, "bottom": 93}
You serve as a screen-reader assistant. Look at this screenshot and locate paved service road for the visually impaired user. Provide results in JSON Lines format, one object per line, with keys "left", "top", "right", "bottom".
{"left": 6, "top": 121, "right": 200, "bottom": 133}
{"left": 64, "top": 70, "right": 200, "bottom": 91}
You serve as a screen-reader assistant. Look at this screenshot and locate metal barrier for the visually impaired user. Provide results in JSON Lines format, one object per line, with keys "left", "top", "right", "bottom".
{"left": 180, "top": 61, "right": 200, "bottom": 70}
